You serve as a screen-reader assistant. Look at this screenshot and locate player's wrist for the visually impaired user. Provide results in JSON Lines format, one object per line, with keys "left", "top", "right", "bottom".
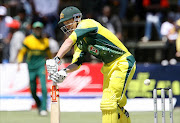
{"left": 53, "top": 56, "right": 62, "bottom": 65}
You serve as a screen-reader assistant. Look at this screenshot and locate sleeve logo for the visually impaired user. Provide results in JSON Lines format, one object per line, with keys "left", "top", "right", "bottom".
{"left": 88, "top": 45, "right": 99, "bottom": 55}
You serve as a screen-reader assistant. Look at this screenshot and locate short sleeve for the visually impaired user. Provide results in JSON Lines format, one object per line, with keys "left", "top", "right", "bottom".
{"left": 69, "top": 31, "right": 77, "bottom": 45}
{"left": 68, "top": 19, "right": 98, "bottom": 44}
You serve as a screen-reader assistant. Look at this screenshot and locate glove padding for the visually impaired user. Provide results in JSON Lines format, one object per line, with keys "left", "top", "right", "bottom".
{"left": 50, "top": 69, "right": 67, "bottom": 83}
{"left": 46, "top": 59, "right": 58, "bottom": 74}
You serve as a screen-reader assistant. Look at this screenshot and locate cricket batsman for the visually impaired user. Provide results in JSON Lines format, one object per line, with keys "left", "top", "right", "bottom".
{"left": 46, "top": 6, "right": 136, "bottom": 123}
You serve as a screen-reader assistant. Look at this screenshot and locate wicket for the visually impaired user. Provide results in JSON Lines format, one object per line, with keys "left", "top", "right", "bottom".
{"left": 153, "top": 88, "right": 173, "bottom": 123}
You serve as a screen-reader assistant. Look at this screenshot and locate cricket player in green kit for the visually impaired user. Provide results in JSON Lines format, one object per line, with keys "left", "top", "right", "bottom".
{"left": 17, "top": 21, "right": 52, "bottom": 116}
{"left": 46, "top": 6, "right": 136, "bottom": 123}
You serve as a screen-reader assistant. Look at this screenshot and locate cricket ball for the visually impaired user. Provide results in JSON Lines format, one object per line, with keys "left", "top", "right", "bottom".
{"left": 144, "top": 79, "right": 151, "bottom": 86}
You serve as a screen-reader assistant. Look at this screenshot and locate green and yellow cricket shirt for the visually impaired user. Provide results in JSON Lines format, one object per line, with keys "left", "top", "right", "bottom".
{"left": 69, "top": 19, "right": 132, "bottom": 65}
{"left": 17, "top": 34, "right": 52, "bottom": 70}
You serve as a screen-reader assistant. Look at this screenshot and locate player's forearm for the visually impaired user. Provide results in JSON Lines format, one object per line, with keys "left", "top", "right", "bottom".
{"left": 65, "top": 63, "right": 79, "bottom": 73}
{"left": 56, "top": 38, "right": 74, "bottom": 59}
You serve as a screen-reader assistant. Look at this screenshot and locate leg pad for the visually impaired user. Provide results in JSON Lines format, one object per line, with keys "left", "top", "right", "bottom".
{"left": 100, "top": 89, "right": 118, "bottom": 123}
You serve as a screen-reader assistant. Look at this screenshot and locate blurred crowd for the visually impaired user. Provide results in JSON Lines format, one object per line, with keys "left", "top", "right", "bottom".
{"left": 0, "top": 0, "right": 180, "bottom": 64}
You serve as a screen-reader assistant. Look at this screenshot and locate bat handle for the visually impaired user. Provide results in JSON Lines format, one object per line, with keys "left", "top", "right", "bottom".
{"left": 53, "top": 81, "right": 57, "bottom": 86}
{"left": 49, "top": 73, "right": 57, "bottom": 86}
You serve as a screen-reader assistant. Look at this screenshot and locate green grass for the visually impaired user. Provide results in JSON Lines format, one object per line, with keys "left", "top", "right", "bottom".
{"left": 0, "top": 108, "right": 180, "bottom": 123}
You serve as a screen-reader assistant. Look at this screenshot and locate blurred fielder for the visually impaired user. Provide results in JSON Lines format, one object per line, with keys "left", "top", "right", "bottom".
{"left": 46, "top": 6, "right": 136, "bottom": 123}
{"left": 17, "top": 21, "right": 52, "bottom": 116}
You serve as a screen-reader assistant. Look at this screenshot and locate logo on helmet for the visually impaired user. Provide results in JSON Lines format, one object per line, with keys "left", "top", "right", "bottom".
{"left": 60, "top": 13, "right": 64, "bottom": 19}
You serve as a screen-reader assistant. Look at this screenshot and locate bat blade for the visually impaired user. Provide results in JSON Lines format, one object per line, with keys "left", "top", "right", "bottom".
{"left": 51, "top": 85, "right": 60, "bottom": 123}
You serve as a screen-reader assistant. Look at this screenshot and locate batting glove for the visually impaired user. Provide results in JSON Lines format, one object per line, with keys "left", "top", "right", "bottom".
{"left": 46, "top": 56, "right": 62, "bottom": 74}
{"left": 50, "top": 69, "right": 67, "bottom": 83}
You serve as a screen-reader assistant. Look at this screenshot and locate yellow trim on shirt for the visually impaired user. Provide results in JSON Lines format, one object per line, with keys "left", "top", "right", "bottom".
{"left": 69, "top": 31, "right": 77, "bottom": 45}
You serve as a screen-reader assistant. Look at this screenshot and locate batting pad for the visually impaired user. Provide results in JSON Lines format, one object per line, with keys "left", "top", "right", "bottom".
{"left": 100, "top": 89, "right": 118, "bottom": 123}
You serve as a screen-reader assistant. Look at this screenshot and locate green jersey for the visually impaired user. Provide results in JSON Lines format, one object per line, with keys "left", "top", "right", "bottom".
{"left": 69, "top": 19, "right": 131, "bottom": 65}
{"left": 17, "top": 35, "right": 52, "bottom": 70}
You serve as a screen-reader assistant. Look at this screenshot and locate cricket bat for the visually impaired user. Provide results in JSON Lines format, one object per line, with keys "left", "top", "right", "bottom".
{"left": 51, "top": 82, "right": 60, "bottom": 123}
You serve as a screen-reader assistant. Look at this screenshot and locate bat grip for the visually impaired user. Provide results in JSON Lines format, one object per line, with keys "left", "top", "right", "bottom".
{"left": 49, "top": 74, "right": 57, "bottom": 86}
{"left": 53, "top": 81, "right": 57, "bottom": 86}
